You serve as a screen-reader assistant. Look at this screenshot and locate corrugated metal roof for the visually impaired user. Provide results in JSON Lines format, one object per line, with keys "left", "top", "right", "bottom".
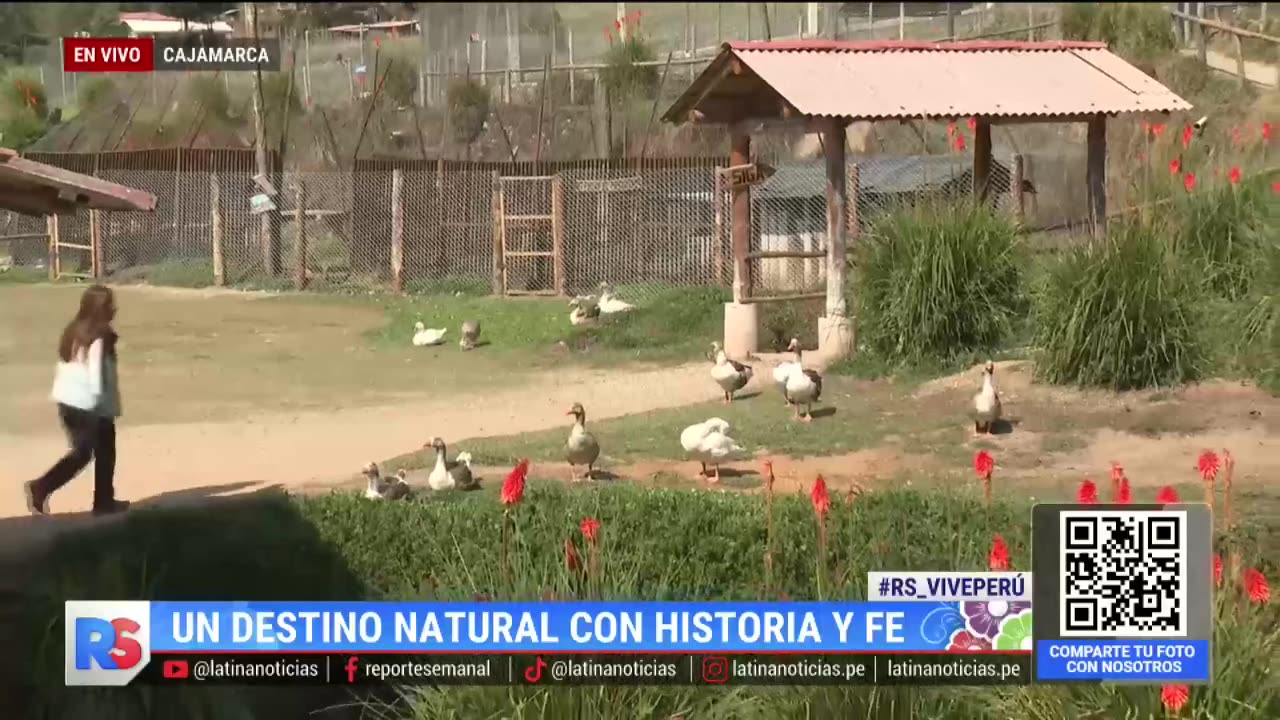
{"left": 665, "top": 40, "right": 1191, "bottom": 122}
{"left": 0, "top": 148, "right": 157, "bottom": 216}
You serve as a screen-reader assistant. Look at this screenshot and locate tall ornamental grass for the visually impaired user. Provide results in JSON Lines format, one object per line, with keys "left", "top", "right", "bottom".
{"left": 1033, "top": 219, "right": 1208, "bottom": 390}
{"left": 855, "top": 201, "right": 1026, "bottom": 366}
{"left": 1172, "top": 171, "right": 1274, "bottom": 301}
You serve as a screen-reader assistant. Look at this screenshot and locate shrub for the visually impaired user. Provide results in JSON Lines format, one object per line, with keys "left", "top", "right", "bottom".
{"left": 1061, "top": 3, "right": 1175, "bottom": 60}
{"left": 600, "top": 34, "right": 659, "bottom": 101}
{"left": 0, "top": 68, "right": 50, "bottom": 148}
{"left": 446, "top": 76, "right": 490, "bottom": 146}
{"left": 1172, "top": 171, "right": 1273, "bottom": 301}
{"left": 380, "top": 52, "right": 418, "bottom": 108}
{"left": 1033, "top": 219, "right": 1207, "bottom": 390}
{"left": 854, "top": 201, "right": 1026, "bottom": 365}
{"left": 76, "top": 75, "right": 118, "bottom": 113}
{"left": 182, "top": 74, "right": 233, "bottom": 123}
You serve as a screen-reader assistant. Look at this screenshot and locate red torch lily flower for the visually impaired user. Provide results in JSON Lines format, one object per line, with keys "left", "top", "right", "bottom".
{"left": 580, "top": 517, "right": 601, "bottom": 545}
{"left": 1152, "top": 123, "right": 1166, "bottom": 137}
{"left": 1115, "top": 477, "right": 1132, "bottom": 505}
{"left": 1181, "top": 124, "right": 1194, "bottom": 148}
{"left": 1273, "top": 180, "right": 1280, "bottom": 195}
{"left": 1077, "top": 480, "right": 1099, "bottom": 504}
{"left": 946, "top": 121, "right": 957, "bottom": 137}
{"left": 1156, "top": 486, "right": 1180, "bottom": 504}
{"left": 500, "top": 459, "right": 530, "bottom": 505}
{"left": 967, "top": 116, "right": 977, "bottom": 131}
{"left": 1228, "top": 166, "right": 1242, "bottom": 185}
{"left": 1197, "top": 450, "right": 1220, "bottom": 484}
{"left": 1213, "top": 555, "right": 1223, "bottom": 587}
{"left": 1183, "top": 173, "right": 1196, "bottom": 192}
{"left": 1263, "top": 122, "right": 1272, "bottom": 142}
{"left": 973, "top": 450, "right": 994, "bottom": 480}
{"left": 1244, "top": 568, "right": 1271, "bottom": 604}
{"left": 988, "top": 535, "right": 1010, "bottom": 571}
{"left": 1160, "top": 684, "right": 1190, "bottom": 713}
{"left": 1168, "top": 158, "right": 1181, "bottom": 175}
{"left": 564, "top": 538, "right": 581, "bottom": 571}
{"left": 953, "top": 134, "right": 966, "bottom": 151}
{"left": 811, "top": 475, "right": 831, "bottom": 520}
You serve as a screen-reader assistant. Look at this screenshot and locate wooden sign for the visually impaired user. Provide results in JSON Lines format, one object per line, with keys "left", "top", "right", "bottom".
{"left": 574, "top": 176, "right": 643, "bottom": 193}
{"left": 718, "top": 163, "right": 775, "bottom": 189}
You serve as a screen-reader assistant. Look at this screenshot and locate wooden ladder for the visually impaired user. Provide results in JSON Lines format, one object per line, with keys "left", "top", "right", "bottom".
{"left": 47, "top": 211, "right": 100, "bottom": 281}
{"left": 496, "top": 175, "right": 565, "bottom": 296}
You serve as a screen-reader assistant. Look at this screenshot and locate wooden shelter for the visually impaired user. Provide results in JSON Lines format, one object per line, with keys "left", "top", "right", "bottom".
{"left": 661, "top": 40, "right": 1192, "bottom": 359}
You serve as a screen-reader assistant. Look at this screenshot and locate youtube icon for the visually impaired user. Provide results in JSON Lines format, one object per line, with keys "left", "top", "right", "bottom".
{"left": 162, "top": 660, "right": 189, "bottom": 679}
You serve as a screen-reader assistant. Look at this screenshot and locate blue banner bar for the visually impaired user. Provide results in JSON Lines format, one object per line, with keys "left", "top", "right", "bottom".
{"left": 1035, "top": 640, "right": 1211, "bottom": 682}
{"left": 149, "top": 601, "right": 1036, "bottom": 654}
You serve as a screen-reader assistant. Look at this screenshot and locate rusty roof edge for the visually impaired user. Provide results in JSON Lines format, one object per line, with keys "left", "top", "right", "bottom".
{"left": 4, "top": 154, "right": 158, "bottom": 211}
{"left": 726, "top": 39, "right": 1110, "bottom": 52}
{"left": 661, "top": 47, "right": 738, "bottom": 124}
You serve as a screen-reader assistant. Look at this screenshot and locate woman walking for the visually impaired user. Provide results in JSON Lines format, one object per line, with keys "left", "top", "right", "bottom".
{"left": 24, "top": 285, "right": 130, "bottom": 517}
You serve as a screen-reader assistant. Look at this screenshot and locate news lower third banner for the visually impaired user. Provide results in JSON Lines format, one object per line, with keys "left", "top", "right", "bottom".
{"left": 134, "top": 652, "right": 1033, "bottom": 687}
{"left": 66, "top": 600, "right": 1032, "bottom": 686}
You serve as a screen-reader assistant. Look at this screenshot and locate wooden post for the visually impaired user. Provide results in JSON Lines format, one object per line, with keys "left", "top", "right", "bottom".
{"left": 972, "top": 118, "right": 993, "bottom": 203}
{"left": 1196, "top": 3, "right": 1208, "bottom": 65}
{"left": 729, "top": 125, "right": 752, "bottom": 303}
{"left": 1233, "top": 34, "right": 1247, "bottom": 89}
{"left": 551, "top": 174, "right": 566, "bottom": 295}
{"left": 1086, "top": 114, "right": 1107, "bottom": 240}
{"left": 567, "top": 29, "right": 576, "bottom": 104}
{"left": 391, "top": 169, "right": 405, "bottom": 293}
{"left": 46, "top": 214, "right": 57, "bottom": 281}
{"left": 822, "top": 118, "right": 848, "bottom": 319}
{"left": 946, "top": 2, "right": 956, "bottom": 39}
{"left": 491, "top": 171, "right": 504, "bottom": 295}
{"left": 504, "top": 69, "right": 513, "bottom": 104}
{"left": 846, "top": 162, "right": 859, "bottom": 241}
{"left": 1027, "top": 3, "right": 1035, "bottom": 40}
{"left": 88, "top": 209, "right": 102, "bottom": 279}
{"left": 1010, "top": 153, "right": 1025, "bottom": 224}
{"left": 294, "top": 181, "right": 308, "bottom": 290}
{"left": 712, "top": 166, "right": 725, "bottom": 283}
{"left": 211, "top": 173, "right": 225, "bottom": 287}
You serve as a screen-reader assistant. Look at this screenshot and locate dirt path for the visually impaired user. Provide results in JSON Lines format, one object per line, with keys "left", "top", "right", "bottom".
{"left": 0, "top": 362, "right": 719, "bottom": 521}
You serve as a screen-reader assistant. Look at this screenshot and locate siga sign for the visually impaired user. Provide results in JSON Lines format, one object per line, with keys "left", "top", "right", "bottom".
{"left": 65, "top": 600, "right": 152, "bottom": 686}
{"left": 718, "top": 163, "right": 776, "bottom": 189}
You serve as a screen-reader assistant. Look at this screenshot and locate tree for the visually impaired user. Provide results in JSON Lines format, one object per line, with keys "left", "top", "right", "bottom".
{"left": 27, "top": 3, "right": 127, "bottom": 39}
{"left": 0, "top": 6, "right": 33, "bottom": 64}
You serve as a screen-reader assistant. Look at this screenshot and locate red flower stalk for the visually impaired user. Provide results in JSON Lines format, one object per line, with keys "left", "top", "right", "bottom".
{"left": 1160, "top": 684, "right": 1190, "bottom": 713}
{"left": 762, "top": 458, "right": 778, "bottom": 595}
{"left": 500, "top": 460, "right": 530, "bottom": 506}
{"left": 947, "top": 121, "right": 957, "bottom": 137}
{"left": 1115, "top": 477, "right": 1132, "bottom": 505}
{"left": 1228, "top": 166, "right": 1242, "bottom": 185}
{"left": 1263, "top": 122, "right": 1272, "bottom": 142}
{"left": 762, "top": 459, "right": 776, "bottom": 494}
{"left": 967, "top": 116, "right": 977, "bottom": 131}
{"left": 1183, "top": 173, "right": 1196, "bottom": 192}
{"left": 1168, "top": 158, "right": 1181, "bottom": 175}
{"left": 1213, "top": 555, "right": 1223, "bottom": 587}
{"left": 953, "top": 134, "right": 966, "bottom": 151}
{"left": 1231, "top": 126, "right": 1242, "bottom": 145}
{"left": 1077, "top": 479, "right": 1098, "bottom": 504}
{"left": 1273, "top": 180, "right": 1280, "bottom": 195}
{"left": 580, "top": 517, "right": 601, "bottom": 545}
{"left": 1181, "top": 124, "right": 1194, "bottom": 148}
{"left": 973, "top": 450, "right": 994, "bottom": 480}
{"left": 988, "top": 535, "right": 1010, "bottom": 571}
{"left": 1222, "top": 450, "right": 1235, "bottom": 530}
{"left": 1244, "top": 568, "right": 1271, "bottom": 604}
{"left": 1141, "top": 121, "right": 1151, "bottom": 134}
{"left": 1155, "top": 486, "right": 1180, "bottom": 504}
{"left": 1197, "top": 450, "right": 1220, "bottom": 484}
{"left": 811, "top": 475, "right": 831, "bottom": 521}
{"left": 1110, "top": 462, "right": 1125, "bottom": 495}
{"left": 1152, "top": 123, "right": 1166, "bottom": 137}
{"left": 564, "top": 538, "right": 581, "bottom": 572}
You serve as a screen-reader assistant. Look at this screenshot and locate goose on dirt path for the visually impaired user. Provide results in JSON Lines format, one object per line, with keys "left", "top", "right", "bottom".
{"left": 680, "top": 417, "right": 746, "bottom": 484}
{"left": 565, "top": 402, "right": 601, "bottom": 482}
{"left": 425, "top": 437, "right": 479, "bottom": 490}
{"left": 363, "top": 461, "right": 410, "bottom": 500}
{"left": 413, "top": 322, "right": 447, "bottom": 347}
{"left": 710, "top": 341, "right": 753, "bottom": 404}
{"left": 783, "top": 338, "right": 823, "bottom": 422}
{"left": 972, "top": 361, "right": 1002, "bottom": 435}
{"left": 460, "top": 320, "right": 481, "bottom": 351}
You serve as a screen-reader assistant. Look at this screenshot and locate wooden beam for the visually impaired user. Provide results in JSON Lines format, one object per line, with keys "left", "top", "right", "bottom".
{"left": 822, "top": 117, "right": 848, "bottom": 319}
{"left": 730, "top": 124, "right": 752, "bottom": 303}
{"left": 1086, "top": 114, "right": 1107, "bottom": 240}
{"left": 972, "top": 117, "right": 993, "bottom": 202}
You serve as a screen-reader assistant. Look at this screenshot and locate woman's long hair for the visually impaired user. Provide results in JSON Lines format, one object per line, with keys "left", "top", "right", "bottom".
{"left": 58, "top": 285, "right": 118, "bottom": 362}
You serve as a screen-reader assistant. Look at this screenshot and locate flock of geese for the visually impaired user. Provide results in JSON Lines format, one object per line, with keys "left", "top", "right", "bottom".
{"left": 371, "top": 293, "right": 1004, "bottom": 499}
{"left": 413, "top": 319, "right": 482, "bottom": 349}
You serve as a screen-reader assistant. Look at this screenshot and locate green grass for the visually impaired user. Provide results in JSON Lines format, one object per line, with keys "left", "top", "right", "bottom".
{"left": 380, "top": 374, "right": 950, "bottom": 472}
{"left": 18, "top": 481, "right": 1279, "bottom": 720}
{"left": 0, "top": 266, "right": 48, "bottom": 284}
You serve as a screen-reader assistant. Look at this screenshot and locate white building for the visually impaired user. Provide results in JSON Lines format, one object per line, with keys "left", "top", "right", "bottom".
{"left": 119, "top": 12, "right": 234, "bottom": 36}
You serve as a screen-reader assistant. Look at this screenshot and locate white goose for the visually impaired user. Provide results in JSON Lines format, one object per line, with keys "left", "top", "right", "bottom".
{"left": 362, "top": 462, "right": 410, "bottom": 500}
{"left": 783, "top": 338, "right": 823, "bottom": 422}
{"left": 680, "top": 418, "right": 746, "bottom": 483}
{"left": 972, "top": 361, "right": 1002, "bottom": 435}
{"left": 412, "top": 322, "right": 447, "bottom": 346}
{"left": 710, "top": 341, "right": 754, "bottom": 404}
{"left": 772, "top": 352, "right": 801, "bottom": 408}
{"left": 597, "top": 282, "right": 635, "bottom": 314}
{"left": 568, "top": 296, "right": 601, "bottom": 326}
{"left": 425, "top": 437, "right": 478, "bottom": 491}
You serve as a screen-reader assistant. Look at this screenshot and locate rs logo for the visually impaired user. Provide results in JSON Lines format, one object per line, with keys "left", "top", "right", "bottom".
{"left": 75, "top": 617, "right": 144, "bottom": 670}
{"left": 65, "top": 601, "right": 152, "bottom": 686}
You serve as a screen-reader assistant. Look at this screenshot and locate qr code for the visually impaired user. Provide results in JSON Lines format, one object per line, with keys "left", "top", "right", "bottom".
{"left": 1059, "top": 511, "right": 1187, "bottom": 637}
